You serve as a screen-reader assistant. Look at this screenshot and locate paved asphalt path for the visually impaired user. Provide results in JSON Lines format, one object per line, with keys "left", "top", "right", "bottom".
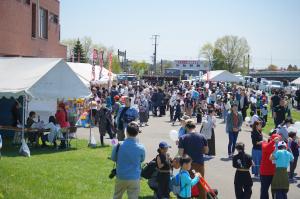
{"left": 77, "top": 115, "right": 300, "bottom": 198}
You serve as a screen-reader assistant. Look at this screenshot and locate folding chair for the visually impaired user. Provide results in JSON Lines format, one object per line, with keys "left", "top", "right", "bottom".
{"left": 66, "top": 126, "right": 77, "bottom": 149}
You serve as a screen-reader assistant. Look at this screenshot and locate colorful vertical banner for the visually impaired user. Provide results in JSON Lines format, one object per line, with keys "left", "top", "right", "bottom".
{"left": 99, "top": 49, "right": 104, "bottom": 80}
{"left": 91, "top": 49, "right": 98, "bottom": 81}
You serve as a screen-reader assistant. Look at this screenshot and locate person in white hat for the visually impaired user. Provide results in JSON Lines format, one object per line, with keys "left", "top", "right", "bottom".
{"left": 270, "top": 139, "right": 294, "bottom": 198}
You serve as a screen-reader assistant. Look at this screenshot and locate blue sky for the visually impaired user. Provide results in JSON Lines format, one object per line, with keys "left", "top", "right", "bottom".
{"left": 60, "top": 0, "right": 300, "bottom": 69}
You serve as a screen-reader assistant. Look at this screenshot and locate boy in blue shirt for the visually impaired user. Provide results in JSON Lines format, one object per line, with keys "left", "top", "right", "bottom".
{"left": 178, "top": 155, "right": 201, "bottom": 199}
{"left": 270, "top": 140, "right": 294, "bottom": 199}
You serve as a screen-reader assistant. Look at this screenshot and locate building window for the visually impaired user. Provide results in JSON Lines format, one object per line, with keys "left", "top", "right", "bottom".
{"left": 50, "top": 13, "right": 59, "bottom": 24}
{"left": 190, "top": 64, "right": 193, "bottom": 67}
{"left": 31, "top": 3, "right": 37, "bottom": 38}
{"left": 39, "top": 7, "right": 48, "bottom": 39}
{"left": 183, "top": 64, "right": 186, "bottom": 67}
{"left": 197, "top": 64, "right": 200, "bottom": 67}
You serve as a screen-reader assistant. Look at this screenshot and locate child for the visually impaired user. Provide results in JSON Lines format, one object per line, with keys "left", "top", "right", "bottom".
{"left": 156, "top": 142, "right": 172, "bottom": 199}
{"left": 173, "top": 99, "right": 182, "bottom": 125}
{"left": 178, "top": 155, "right": 201, "bottom": 199}
{"left": 261, "top": 104, "right": 268, "bottom": 123}
{"left": 232, "top": 142, "right": 253, "bottom": 199}
{"left": 288, "top": 130, "right": 299, "bottom": 181}
{"left": 195, "top": 101, "right": 203, "bottom": 124}
{"left": 270, "top": 140, "right": 294, "bottom": 199}
{"left": 177, "top": 115, "right": 190, "bottom": 139}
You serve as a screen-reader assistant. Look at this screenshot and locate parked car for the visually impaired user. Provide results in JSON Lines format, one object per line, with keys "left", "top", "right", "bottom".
{"left": 258, "top": 80, "right": 270, "bottom": 91}
{"left": 267, "top": 80, "right": 282, "bottom": 92}
{"left": 285, "top": 83, "right": 298, "bottom": 95}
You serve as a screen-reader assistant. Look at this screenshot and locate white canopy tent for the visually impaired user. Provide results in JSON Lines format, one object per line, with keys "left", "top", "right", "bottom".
{"left": 292, "top": 77, "right": 300, "bottom": 85}
{"left": 67, "top": 62, "right": 117, "bottom": 85}
{"left": 0, "top": 58, "right": 90, "bottom": 121}
{"left": 202, "top": 70, "right": 242, "bottom": 82}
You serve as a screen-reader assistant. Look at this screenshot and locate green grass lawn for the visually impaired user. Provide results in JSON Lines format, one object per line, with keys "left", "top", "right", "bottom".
{"left": 0, "top": 140, "right": 153, "bottom": 199}
{"left": 263, "top": 108, "right": 300, "bottom": 134}
{"left": 246, "top": 107, "right": 300, "bottom": 135}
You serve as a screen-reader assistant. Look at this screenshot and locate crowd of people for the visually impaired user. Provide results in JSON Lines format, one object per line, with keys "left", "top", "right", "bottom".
{"left": 18, "top": 79, "right": 299, "bottom": 199}
{"left": 84, "top": 80, "right": 299, "bottom": 199}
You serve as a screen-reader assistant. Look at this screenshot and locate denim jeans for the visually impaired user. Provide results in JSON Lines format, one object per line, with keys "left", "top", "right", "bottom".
{"left": 252, "top": 148, "right": 262, "bottom": 176}
{"left": 223, "top": 109, "right": 228, "bottom": 123}
{"left": 228, "top": 131, "right": 239, "bottom": 155}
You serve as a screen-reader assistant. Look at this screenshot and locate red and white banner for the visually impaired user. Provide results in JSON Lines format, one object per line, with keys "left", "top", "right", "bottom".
{"left": 91, "top": 49, "right": 98, "bottom": 81}
{"left": 99, "top": 49, "right": 104, "bottom": 80}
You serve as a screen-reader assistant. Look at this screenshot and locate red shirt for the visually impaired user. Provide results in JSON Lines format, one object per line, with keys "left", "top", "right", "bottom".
{"left": 260, "top": 140, "right": 276, "bottom": 176}
{"left": 55, "top": 110, "right": 70, "bottom": 128}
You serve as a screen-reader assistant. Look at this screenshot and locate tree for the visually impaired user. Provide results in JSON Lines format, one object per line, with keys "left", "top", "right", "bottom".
{"left": 200, "top": 43, "right": 214, "bottom": 68}
{"left": 111, "top": 55, "right": 122, "bottom": 74}
{"left": 212, "top": 48, "right": 226, "bottom": 70}
{"left": 267, "top": 64, "right": 278, "bottom": 71}
{"left": 131, "top": 61, "right": 149, "bottom": 76}
{"left": 81, "top": 36, "right": 93, "bottom": 62}
{"left": 287, "top": 64, "right": 298, "bottom": 71}
{"left": 61, "top": 38, "right": 77, "bottom": 61}
{"left": 214, "top": 35, "right": 250, "bottom": 72}
{"left": 72, "top": 39, "right": 87, "bottom": 63}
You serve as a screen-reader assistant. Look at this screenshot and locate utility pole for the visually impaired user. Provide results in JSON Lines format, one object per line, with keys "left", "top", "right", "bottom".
{"left": 247, "top": 54, "right": 250, "bottom": 75}
{"left": 160, "top": 59, "right": 163, "bottom": 75}
{"left": 152, "top": 34, "right": 159, "bottom": 74}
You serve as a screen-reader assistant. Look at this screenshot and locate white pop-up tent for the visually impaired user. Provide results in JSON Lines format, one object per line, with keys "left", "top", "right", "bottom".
{"left": 0, "top": 58, "right": 90, "bottom": 121}
{"left": 67, "top": 62, "right": 117, "bottom": 85}
{"left": 292, "top": 77, "right": 300, "bottom": 85}
{"left": 202, "top": 70, "right": 242, "bottom": 82}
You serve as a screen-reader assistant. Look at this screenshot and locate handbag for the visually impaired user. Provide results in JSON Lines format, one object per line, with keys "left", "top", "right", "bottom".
{"left": 109, "top": 143, "right": 120, "bottom": 179}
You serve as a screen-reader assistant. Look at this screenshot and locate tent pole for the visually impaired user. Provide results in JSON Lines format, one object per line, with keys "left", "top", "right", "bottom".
{"left": 88, "top": 101, "right": 92, "bottom": 147}
{"left": 22, "top": 95, "right": 26, "bottom": 140}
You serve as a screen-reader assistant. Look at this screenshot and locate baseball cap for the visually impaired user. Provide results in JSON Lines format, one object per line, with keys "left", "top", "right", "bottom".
{"left": 278, "top": 141, "right": 287, "bottom": 148}
{"left": 159, "top": 141, "right": 171, "bottom": 149}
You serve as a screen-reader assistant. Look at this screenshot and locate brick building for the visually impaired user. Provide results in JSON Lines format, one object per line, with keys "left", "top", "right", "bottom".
{"left": 0, "top": 0, "right": 66, "bottom": 58}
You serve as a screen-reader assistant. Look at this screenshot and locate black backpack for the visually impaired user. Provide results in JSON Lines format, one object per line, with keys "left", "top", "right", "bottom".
{"left": 141, "top": 157, "right": 157, "bottom": 179}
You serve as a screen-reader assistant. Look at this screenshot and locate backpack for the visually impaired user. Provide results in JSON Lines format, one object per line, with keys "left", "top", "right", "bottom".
{"left": 170, "top": 171, "right": 181, "bottom": 196}
{"left": 141, "top": 158, "right": 157, "bottom": 179}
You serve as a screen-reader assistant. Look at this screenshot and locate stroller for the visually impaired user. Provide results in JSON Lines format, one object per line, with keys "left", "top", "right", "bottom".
{"left": 192, "top": 177, "right": 219, "bottom": 199}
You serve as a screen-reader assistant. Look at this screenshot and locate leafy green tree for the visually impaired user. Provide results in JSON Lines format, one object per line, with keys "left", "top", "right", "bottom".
{"left": 131, "top": 61, "right": 149, "bottom": 76}
{"left": 212, "top": 48, "right": 226, "bottom": 70}
{"left": 111, "top": 55, "right": 122, "bottom": 74}
{"left": 72, "top": 39, "right": 87, "bottom": 63}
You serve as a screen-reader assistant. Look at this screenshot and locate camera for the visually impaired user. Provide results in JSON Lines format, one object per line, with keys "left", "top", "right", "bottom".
{"left": 109, "top": 168, "right": 117, "bottom": 179}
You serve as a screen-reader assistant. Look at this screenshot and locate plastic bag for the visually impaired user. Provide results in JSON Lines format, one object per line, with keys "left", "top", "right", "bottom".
{"left": 0, "top": 134, "right": 2, "bottom": 149}
{"left": 19, "top": 138, "right": 30, "bottom": 157}
{"left": 169, "top": 130, "right": 178, "bottom": 142}
{"left": 88, "top": 134, "right": 97, "bottom": 148}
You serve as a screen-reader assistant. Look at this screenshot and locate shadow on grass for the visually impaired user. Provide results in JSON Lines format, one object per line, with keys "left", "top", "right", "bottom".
{"left": 1, "top": 138, "right": 111, "bottom": 157}
{"left": 139, "top": 196, "right": 154, "bottom": 199}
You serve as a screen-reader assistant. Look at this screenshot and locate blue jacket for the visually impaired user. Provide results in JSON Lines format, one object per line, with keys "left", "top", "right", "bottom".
{"left": 179, "top": 170, "right": 199, "bottom": 198}
{"left": 116, "top": 106, "right": 138, "bottom": 130}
